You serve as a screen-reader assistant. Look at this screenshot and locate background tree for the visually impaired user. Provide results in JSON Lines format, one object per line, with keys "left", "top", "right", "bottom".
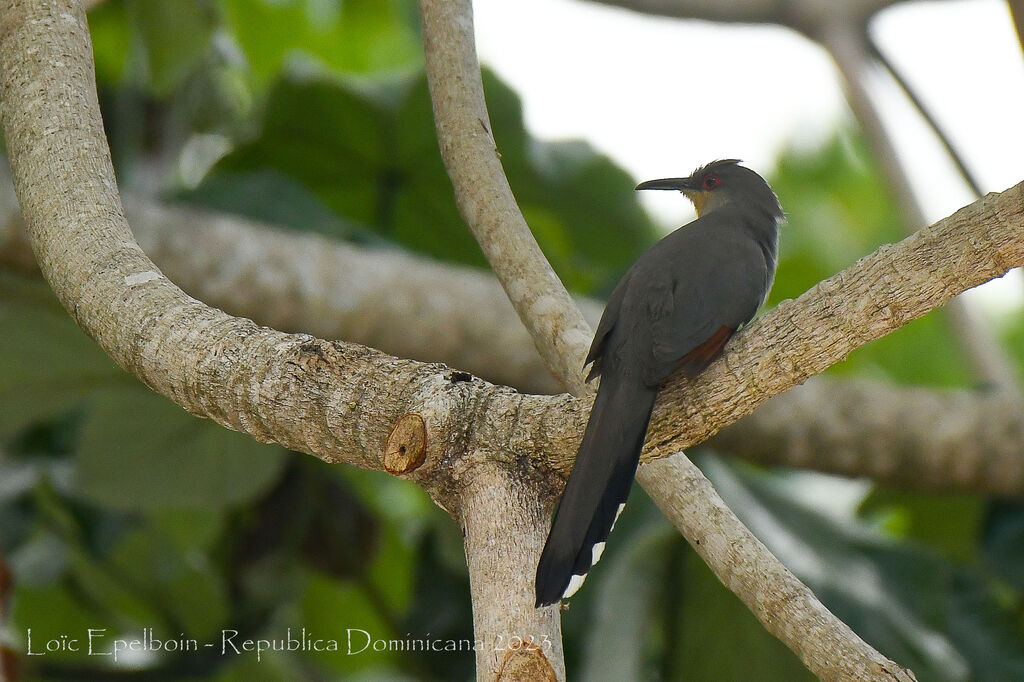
{"left": 0, "top": 0, "right": 1023, "bottom": 681}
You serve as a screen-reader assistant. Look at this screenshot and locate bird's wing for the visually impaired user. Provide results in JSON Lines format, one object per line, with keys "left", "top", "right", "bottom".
{"left": 584, "top": 268, "right": 633, "bottom": 381}
{"left": 641, "top": 230, "right": 769, "bottom": 384}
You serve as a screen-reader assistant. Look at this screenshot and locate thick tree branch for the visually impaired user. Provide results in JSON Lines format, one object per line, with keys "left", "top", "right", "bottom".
{"left": 582, "top": 0, "right": 952, "bottom": 36}
{"left": 460, "top": 463, "right": 565, "bottom": 681}
{"left": 0, "top": 0, "right": 566, "bottom": 521}
{"left": 706, "top": 378, "right": 1024, "bottom": 494}
{"left": 122, "top": 200, "right": 576, "bottom": 395}
{"left": 7, "top": 187, "right": 1024, "bottom": 494}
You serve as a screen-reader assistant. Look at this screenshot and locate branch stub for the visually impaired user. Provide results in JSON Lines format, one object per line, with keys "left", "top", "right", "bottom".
{"left": 495, "top": 645, "right": 558, "bottom": 682}
{"left": 383, "top": 413, "right": 428, "bottom": 474}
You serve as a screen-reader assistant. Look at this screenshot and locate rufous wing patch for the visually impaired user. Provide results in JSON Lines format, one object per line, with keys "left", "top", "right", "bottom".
{"left": 676, "top": 325, "right": 735, "bottom": 378}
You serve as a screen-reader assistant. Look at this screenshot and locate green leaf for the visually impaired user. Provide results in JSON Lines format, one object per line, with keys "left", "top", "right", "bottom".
{"left": 340, "top": 468, "right": 435, "bottom": 541}
{"left": 859, "top": 488, "right": 984, "bottom": 561}
{"left": 108, "top": 527, "right": 229, "bottom": 638}
{"left": 674, "top": 546, "right": 815, "bottom": 682}
{"left": 193, "top": 65, "right": 656, "bottom": 301}
{"left": 67, "top": 544, "right": 168, "bottom": 628}
{"left": 299, "top": 571, "right": 399, "bottom": 674}
{"left": 73, "top": 387, "right": 285, "bottom": 510}
{"left": 125, "top": 0, "right": 218, "bottom": 95}
{"left": 177, "top": 168, "right": 370, "bottom": 242}
{"left": 981, "top": 501, "right": 1024, "bottom": 593}
{"left": 947, "top": 573, "right": 1024, "bottom": 681}
{"left": 225, "top": 0, "right": 422, "bottom": 85}
{"left": 9, "top": 582, "right": 118, "bottom": 662}
{"left": 700, "top": 454, "right": 975, "bottom": 680}
{"left": 215, "top": 71, "right": 393, "bottom": 225}
{"left": 389, "top": 173, "right": 487, "bottom": 266}
{"left": 88, "top": 0, "right": 132, "bottom": 86}
{"left": 366, "top": 525, "right": 414, "bottom": 616}
{"left": 579, "top": 519, "right": 673, "bottom": 682}
{"left": 209, "top": 655, "right": 306, "bottom": 682}
{"left": 527, "top": 140, "right": 656, "bottom": 295}
{"left": 8, "top": 530, "right": 69, "bottom": 586}
{"left": 148, "top": 508, "right": 227, "bottom": 552}
{"left": 0, "top": 274, "right": 124, "bottom": 438}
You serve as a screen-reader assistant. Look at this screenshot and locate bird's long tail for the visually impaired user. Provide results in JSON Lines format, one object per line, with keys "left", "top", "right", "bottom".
{"left": 535, "top": 371, "right": 658, "bottom": 607}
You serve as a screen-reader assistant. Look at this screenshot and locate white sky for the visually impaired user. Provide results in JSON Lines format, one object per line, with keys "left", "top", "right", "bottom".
{"left": 474, "top": 0, "right": 1024, "bottom": 311}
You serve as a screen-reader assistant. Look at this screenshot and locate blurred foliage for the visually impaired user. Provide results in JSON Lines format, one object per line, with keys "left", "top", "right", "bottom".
{"left": 1, "top": 0, "right": 1023, "bottom": 680}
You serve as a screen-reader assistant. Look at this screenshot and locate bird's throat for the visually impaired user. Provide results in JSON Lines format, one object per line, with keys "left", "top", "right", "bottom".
{"left": 685, "top": 190, "right": 711, "bottom": 217}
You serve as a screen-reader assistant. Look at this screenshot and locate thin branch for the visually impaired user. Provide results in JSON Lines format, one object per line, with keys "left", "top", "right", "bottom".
{"left": 823, "top": 30, "right": 938, "bottom": 229}
{"left": 418, "top": 1, "right": 587, "bottom": 677}
{"left": 866, "top": 36, "right": 984, "bottom": 197}
{"left": 419, "top": 0, "right": 592, "bottom": 396}
{"left": 638, "top": 456, "right": 916, "bottom": 681}
{"left": 1008, "top": 0, "right": 1024, "bottom": 55}
{"left": 822, "top": 25, "right": 1024, "bottom": 403}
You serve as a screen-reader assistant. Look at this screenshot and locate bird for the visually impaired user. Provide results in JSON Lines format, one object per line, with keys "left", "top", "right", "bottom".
{"left": 535, "top": 159, "right": 784, "bottom": 607}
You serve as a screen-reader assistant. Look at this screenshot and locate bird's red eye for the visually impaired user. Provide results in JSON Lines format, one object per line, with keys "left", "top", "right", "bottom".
{"left": 703, "top": 173, "right": 721, "bottom": 190}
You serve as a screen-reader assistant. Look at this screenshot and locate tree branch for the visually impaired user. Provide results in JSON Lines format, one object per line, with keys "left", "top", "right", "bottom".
{"left": 0, "top": 0, "right": 549, "bottom": 520}
{"left": 418, "top": 0, "right": 585, "bottom": 677}
{"left": 706, "top": 378, "right": 1024, "bottom": 495}
{"left": 419, "top": 0, "right": 592, "bottom": 396}
{"left": 638, "top": 455, "right": 916, "bottom": 681}
{"left": 6, "top": 185, "right": 1024, "bottom": 494}
{"left": 866, "top": 37, "right": 984, "bottom": 197}
{"left": 582, "top": 0, "right": 953, "bottom": 36}
{"left": 1008, "top": 0, "right": 1024, "bottom": 55}
{"left": 460, "top": 463, "right": 565, "bottom": 681}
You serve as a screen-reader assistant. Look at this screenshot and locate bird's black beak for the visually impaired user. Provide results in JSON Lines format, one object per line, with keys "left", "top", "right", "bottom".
{"left": 635, "top": 176, "right": 698, "bottom": 192}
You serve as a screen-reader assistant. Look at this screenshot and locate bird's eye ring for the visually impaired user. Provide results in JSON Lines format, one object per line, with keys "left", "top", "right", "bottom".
{"left": 703, "top": 174, "right": 721, "bottom": 190}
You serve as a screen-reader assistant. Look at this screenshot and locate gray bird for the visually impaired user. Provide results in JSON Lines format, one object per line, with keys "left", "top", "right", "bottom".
{"left": 535, "top": 159, "right": 784, "bottom": 607}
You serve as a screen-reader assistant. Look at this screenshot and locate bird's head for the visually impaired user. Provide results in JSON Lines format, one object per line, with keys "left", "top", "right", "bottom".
{"left": 635, "top": 159, "right": 783, "bottom": 220}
